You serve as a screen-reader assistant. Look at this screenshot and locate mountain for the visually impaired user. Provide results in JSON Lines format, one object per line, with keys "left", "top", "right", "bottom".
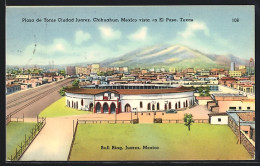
{"left": 101, "top": 44, "right": 248, "bottom": 69}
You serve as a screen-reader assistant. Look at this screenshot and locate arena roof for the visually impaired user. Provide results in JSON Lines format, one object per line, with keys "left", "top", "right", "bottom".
{"left": 65, "top": 86, "right": 193, "bottom": 95}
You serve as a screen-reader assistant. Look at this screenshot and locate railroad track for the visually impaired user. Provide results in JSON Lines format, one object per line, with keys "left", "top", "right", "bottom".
{"left": 6, "top": 78, "right": 74, "bottom": 117}
{"left": 6, "top": 79, "right": 71, "bottom": 109}
{"left": 6, "top": 79, "right": 71, "bottom": 105}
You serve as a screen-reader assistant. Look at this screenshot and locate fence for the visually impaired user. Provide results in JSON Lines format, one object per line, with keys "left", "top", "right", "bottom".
{"left": 7, "top": 117, "right": 46, "bottom": 161}
{"left": 77, "top": 119, "right": 133, "bottom": 124}
{"left": 67, "top": 119, "right": 79, "bottom": 161}
{"left": 161, "top": 119, "right": 208, "bottom": 124}
{"left": 6, "top": 114, "right": 11, "bottom": 125}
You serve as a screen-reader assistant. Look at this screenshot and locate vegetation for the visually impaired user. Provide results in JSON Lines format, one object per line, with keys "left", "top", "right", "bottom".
{"left": 97, "top": 71, "right": 114, "bottom": 76}
{"left": 72, "top": 79, "right": 79, "bottom": 87}
{"left": 69, "top": 124, "right": 251, "bottom": 161}
{"left": 38, "top": 97, "right": 90, "bottom": 118}
{"left": 6, "top": 122, "right": 36, "bottom": 159}
{"left": 197, "top": 86, "right": 210, "bottom": 96}
{"left": 59, "top": 69, "right": 66, "bottom": 76}
{"left": 184, "top": 113, "right": 194, "bottom": 131}
{"left": 59, "top": 86, "right": 67, "bottom": 96}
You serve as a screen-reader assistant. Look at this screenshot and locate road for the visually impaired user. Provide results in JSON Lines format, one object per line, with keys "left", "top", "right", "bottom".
{"left": 6, "top": 78, "right": 73, "bottom": 118}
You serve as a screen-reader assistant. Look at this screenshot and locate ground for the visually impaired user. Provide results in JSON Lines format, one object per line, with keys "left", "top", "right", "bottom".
{"left": 6, "top": 122, "right": 36, "bottom": 160}
{"left": 69, "top": 123, "right": 252, "bottom": 161}
{"left": 38, "top": 97, "right": 90, "bottom": 118}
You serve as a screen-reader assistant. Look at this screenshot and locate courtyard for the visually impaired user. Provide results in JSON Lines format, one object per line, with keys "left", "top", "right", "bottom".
{"left": 69, "top": 123, "right": 252, "bottom": 161}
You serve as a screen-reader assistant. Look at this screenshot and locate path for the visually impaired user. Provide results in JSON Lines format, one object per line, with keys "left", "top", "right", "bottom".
{"left": 20, "top": 117, "right": 75, "bottom": 161}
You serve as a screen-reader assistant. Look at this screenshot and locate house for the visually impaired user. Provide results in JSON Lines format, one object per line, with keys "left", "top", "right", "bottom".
{"left": 207, "top": 93, "right": 255, "bottom": 113}
{"left": 208, "top": 112, "right": 228, "bottom": 125}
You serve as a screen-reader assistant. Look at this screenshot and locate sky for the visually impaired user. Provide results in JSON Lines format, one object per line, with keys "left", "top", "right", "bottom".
{"left": 6, "top": 6, "right": 254, "bottom": 66}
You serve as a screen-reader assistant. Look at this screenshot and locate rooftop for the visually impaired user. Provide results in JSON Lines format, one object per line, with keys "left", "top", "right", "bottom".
{"left": 227, "top": 110, "right": 255, "bottom": 129}
{"left": 65, "top": 86, "right": 193, "bottom": 95}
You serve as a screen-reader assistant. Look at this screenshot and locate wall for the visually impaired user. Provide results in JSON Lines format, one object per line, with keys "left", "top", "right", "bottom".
{"left": 120, "top": 91, "right": 194, "bottom": 112}
{"left": 210, "top": 116, "right": 228, "bottom": 124}
{"left": 198, "top": 99, "right": 212, "bottom": 105}
{"left": 240, "top": 131, "right": 255, "bottom": 158}
{"left": 207, "top": 101, "right": 216, "bottom": 110}
{"left": 228, "top": 117, "right": 255, "bottom": 158}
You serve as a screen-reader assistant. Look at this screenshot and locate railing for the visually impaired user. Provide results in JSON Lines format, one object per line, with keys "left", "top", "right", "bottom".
{"left": 67, "top": 119, "right": 79, "bottom": 161}
{"left": 6, "top": 114, "right": 25, "bottom": 125}
{"left": 77, "top": 119, "right": 133, "bottom": 124}
{"left": 7, "top": 117, "right": 46, "bottom": 161}
{"left": 161, "top": 119, "right": 208, "bottom": 124}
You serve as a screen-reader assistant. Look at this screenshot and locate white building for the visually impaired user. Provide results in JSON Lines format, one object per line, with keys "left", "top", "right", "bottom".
{"left": 65, "top": 86, "right": 195, "bottom": 114}
{"left": 209, "top": 112, "right": 228, "bottom": 125}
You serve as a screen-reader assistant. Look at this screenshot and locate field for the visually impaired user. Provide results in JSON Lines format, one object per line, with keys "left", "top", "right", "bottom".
{"left": 69, "top": 123, "right": 252, "bottom": 161}
{"left": 39, "top": 97, "right": 90, "bottom": 118}
{"left": 6, "top": 122, "right": 36, "bottom": 160}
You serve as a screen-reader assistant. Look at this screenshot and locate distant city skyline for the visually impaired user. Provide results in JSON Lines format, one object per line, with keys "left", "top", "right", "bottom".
{"left": 6, "top": 6, "right": 254, "bottom": 66}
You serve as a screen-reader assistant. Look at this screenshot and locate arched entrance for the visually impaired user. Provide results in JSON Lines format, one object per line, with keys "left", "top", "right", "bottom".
{"left": 96, "top": 103, "right": 101, "bottom": 113}
{"left": 125, "top": 104, "right": 131, "bottom": 112}
{"left": 103, "top": 103, "right": 109, "bottom": 113}
{"left": 175, "top": 103, "right": 177, "bottom": 109}
{"left": 157, "top": 103, "right": 160, "bottom": 110}
{"left": 152, "top": 104, "right": 155, "bottom": 110}
{"left": 169, "top": 102, "right": 172, "bottom": 109}
{"left": 89, "top": 103, "right": 93, "bottom": 111}
{"left": 110, "top": 103, "right": 116, "bottom": 114}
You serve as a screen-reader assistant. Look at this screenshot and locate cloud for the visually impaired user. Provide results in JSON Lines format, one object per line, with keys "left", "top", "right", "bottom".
{"left": 99, "top": 26, "right": 121, "bottom": 41}
{"left": 128, "top": 27, "right": 148, "bottom": 41}
{"left": 75, "top": 30, "right": 91, "bottom": 45}
{"left": 178, "top": 21, "right": 210, "bottom": 38}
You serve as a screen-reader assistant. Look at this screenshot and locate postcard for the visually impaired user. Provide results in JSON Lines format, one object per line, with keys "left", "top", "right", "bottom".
{"left": 6, "top": 5, "right": 255, "bottom": 161}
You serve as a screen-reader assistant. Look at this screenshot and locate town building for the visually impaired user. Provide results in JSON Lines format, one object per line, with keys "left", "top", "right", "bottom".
{"left": 91, "top": 64, "right": 100, "bottom": 73}
{"left": 65, "top": 66, "right": 76, "bottom": 76}
{"left": 229, "top": 70, "right": 242, "bottom": 77}
{"left": 75, "top": 66, "right": 89, "bottom": 75}
{"left": 207, "top": 93, "right": 255, "bottom": 113}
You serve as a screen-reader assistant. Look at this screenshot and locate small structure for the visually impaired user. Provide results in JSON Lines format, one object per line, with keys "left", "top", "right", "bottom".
{"left": 208, "top": 112, "right": 228, "bottom": 125}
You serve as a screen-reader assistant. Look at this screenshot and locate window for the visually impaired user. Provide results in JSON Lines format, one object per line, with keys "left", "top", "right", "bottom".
{"left": 239, "top": 106, "right": 241, "bottom": 110}
{"left": 152, "top": 104, "right": 155, "bottom": 110}
{"left": 247, "top": 107, "right": 250, "bottom": 110}
{"left": 244, "top": 131, "right": 248, "bottom": 135}
{"left": 218, "top": 118, "right": 221, "bottom": 122}
{"left": 169, "top": 102, "right": 171, "bottom": 109}
{"left": 229, "top": 107, "right": 236, "bottom": 110}
{"left": 157, "top": 103, "right": 160, "bottom": 110}
{"left": 81, "top": 99, "right": 84, "bottom": 106}
{"left": 140, "top": 102, "right": 143, "bottom": 108}
{"left": 148, "top": 103, "right": 151, "bottom": 110}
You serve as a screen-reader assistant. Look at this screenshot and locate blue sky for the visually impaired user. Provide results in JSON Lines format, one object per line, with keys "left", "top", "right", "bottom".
{"left": 6, "top": 6, "right": 254, "bottom": 66}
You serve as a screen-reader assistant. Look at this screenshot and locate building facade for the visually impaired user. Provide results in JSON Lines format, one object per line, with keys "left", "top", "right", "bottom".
{"left": 65, "top": 86, "right": 195, "bottom": 114}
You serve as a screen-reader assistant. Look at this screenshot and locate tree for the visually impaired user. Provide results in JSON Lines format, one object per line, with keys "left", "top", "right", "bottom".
{"left": 184, "top": 113, "right": 194, "bottom": 131}
{"left": 72, "top": 79, "right": 79, "bottom": 87}
{"left": 59, "top": 86, "right": 67, "bottom": 96}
